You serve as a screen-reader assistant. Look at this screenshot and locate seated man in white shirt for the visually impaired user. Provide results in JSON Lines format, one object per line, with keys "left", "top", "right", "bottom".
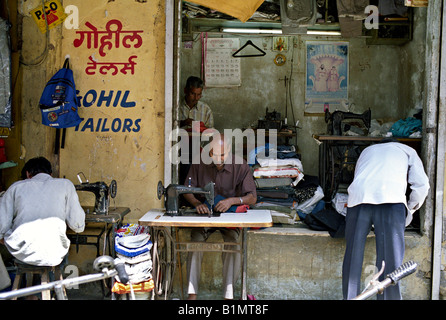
{"left": 342, "top": 139, "right": 429, "bottom": 300}
{"left": 0, "top": 157, "right": 85, "bottom": 267}
{"left": 179, "top": 76, "right": 214, "bottom": 129}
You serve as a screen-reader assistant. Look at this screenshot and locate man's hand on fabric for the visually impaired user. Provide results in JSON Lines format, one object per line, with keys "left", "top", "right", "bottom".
{"left": 214, "top": 198, "right": 235, "bottom": 213}
{"left": 195, "top": 203, "right": 210, "bottom": 215}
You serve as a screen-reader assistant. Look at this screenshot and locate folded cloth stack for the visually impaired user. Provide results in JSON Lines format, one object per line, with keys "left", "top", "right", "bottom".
{"left": 247, "top": 144, "right": 299, "bottom": 165}
{"left": 112, "top": 224, "right": 154, "bottom": 295}
{"left": 254, "top": 157, "right": 304, "bottom": 185}
{"left": 249, "top": 144, "right": 327, "bottom": 225}
{"left": 250, "top": 145, "right": 302, "bottom": 222}
{"left": 253, "top": 173, "right": 325, "bottom": 224}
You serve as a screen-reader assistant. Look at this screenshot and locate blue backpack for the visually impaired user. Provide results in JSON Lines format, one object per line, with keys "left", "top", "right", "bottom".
{"left": 39, "top": 58, "right": 82, "bottom": 128}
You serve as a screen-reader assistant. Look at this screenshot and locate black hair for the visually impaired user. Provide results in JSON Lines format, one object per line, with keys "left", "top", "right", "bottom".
{"left": 185, "top": 76, "right": 203, "bottom": 90}
{"left": 21, "top": 157, "right": 52, "bottom": 179}
{"left": 378, "top": 137, "right": 399, "bottom": 144}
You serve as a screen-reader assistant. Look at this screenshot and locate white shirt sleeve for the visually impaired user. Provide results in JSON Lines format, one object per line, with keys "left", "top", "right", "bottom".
{"left": 0, "top": 188, "right": 14, "bottom": 240}
{"left": 65, "top": 181, "right": 86, "bottom": 233}
{"left": 406, "top": 148, "right": 430, "bottom": 212}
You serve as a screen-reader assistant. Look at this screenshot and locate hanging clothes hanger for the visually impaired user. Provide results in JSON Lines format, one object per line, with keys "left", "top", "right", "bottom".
{"left": 232, "top": 40, "right": 266, "bottom": 58}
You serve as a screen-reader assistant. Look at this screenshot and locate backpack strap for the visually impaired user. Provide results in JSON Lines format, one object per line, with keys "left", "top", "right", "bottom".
{"left": 63, "top": 58, "right": 70, "bottom": 69}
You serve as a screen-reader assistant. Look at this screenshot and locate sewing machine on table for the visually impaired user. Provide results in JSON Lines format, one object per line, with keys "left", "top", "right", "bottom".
{"left": 68, "top": 173, "right": 129, "bottom": 258}
{"left": 75, "top": 172, "right": 117, "bottom": 215}
{"left": 140, "top": 180, "right": 273, "bottom": 300}
{"left": 157, "top": 180, "right": 217, "bottom": 217}
{"left": 325, "top": 109, "right": 371, "bottom": 136}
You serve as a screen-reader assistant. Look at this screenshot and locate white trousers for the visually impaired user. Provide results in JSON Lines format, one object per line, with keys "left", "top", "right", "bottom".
{"left": 186, "top": 227, "right": 241, "bottom": 299}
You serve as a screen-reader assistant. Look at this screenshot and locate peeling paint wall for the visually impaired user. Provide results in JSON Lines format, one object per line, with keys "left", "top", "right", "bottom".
{"left": 11, "top": 0, "right": 165, "bottom": 273}
{"left": 49, "top": 0, "right": 165, "bottom": 222}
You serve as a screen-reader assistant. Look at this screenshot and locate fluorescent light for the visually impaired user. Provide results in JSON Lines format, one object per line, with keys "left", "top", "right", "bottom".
{"left": 307, "top": 30, "right": 342, "bottom": 36}
{"left": 222, "top": 28, "right": 283, "bottom": 34}
{"left": 221, "top": 28, "right": 341, "bottom": 36}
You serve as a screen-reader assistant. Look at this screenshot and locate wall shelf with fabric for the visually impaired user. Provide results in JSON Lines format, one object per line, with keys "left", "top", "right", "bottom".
{"left": 363, "top": 4, "right": 413, "bottom": 45}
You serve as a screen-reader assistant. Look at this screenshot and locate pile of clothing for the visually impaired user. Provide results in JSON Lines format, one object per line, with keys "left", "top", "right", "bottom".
{"left": 112, "top": 224, "right": 154, "bottom": 298}
{"left": 249, "top": 144, "right": 325, "bottom": 224}
{"left": 293, "top": 175, "right": 325, "bottom": 216}
{"left": 250, "top": 145, "right": 304, "bottom": 184}
{"left": 299, "top": 191, "right": 347, "bottom": 238}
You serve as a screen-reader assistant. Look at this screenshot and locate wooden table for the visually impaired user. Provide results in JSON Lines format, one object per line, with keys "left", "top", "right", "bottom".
{"left": 67, "top": 206, "right": 131, "bottom": 257}
{"left": 139, "top": 209, "right": 272, "bottom": 300}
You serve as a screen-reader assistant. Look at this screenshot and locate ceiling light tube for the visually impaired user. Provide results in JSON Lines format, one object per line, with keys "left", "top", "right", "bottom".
{"left": 307, "top": 30, "right": 342, "bottom": 36}
{"left": 221, "top": 28, "right": 341, "bottom": 36}
{"left": 222, "top": 28, "right": 283, "bottom": 34}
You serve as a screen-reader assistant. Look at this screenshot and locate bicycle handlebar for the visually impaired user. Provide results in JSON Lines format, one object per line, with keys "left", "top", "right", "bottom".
{"left": 352, "top": 260, "right": 418, "bottom": 300}
{"left": 387, "top": 261, "right": 417, "bottom": 284}
{"left": 0, "top": 255, "right": 130, "bottom": 300}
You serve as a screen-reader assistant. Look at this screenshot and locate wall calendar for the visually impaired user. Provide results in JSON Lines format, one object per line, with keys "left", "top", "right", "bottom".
{"left": 204, "top": 38, "right": 241, "bottom": 87}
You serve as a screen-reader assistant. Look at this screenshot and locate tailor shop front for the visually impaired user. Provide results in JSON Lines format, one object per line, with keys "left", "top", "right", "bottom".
{"left": 164, "top": 0, "right": 445, "bottom": 300}
{"left": 0, "top": 0, "right": 445, "bottom": 301}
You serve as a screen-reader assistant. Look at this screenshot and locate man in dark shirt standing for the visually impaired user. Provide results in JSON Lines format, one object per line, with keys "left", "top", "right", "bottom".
{"left": 183, "top": 134, "right": 256, "bottom": 300}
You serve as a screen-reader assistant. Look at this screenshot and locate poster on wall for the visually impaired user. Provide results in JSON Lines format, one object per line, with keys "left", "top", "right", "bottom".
{"left": 204, "top": 38, "right": 241, "bottom": 87}
{"left": 305, "top": 41, "right": 349, "bottom": 115}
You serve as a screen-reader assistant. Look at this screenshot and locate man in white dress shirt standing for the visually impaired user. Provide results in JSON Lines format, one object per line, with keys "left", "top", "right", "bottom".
{"left": 342, "top": 139, "right": 429, "bottom": 300}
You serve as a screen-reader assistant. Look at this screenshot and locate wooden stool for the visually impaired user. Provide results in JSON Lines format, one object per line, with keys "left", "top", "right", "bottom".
{"left": 11, "top": 260, "right": 63, "bottom": 300}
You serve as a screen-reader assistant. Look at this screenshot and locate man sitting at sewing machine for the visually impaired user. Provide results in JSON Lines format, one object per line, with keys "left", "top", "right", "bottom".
{"left": 183, "top": 134, "right": 257, "bottom": 300}
{"left": 0, "top": 157, "right": 85, "bottom": 267}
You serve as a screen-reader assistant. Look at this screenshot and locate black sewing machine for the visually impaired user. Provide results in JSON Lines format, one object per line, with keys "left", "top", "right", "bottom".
{"left": 325, "top": 109, "right": 371, "bottom": 136}
{"left": 258, "top": 108, "right": 283, "bottom": 130}
{"left": 75, "top": 172, "right": 117, "bottom": 215}
{"left": 157, "top": 180, "right": 216, "bottom": 217}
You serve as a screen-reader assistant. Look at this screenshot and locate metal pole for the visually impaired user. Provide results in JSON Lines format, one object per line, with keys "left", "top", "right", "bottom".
{"left": 427, "top": 0, "right": 444, "bottom": 300}
{"left": 0, "top": 271, "right": 116, "bottom": 300}
{"left": 242, "top": 228, "right": 248, "bottom": 300}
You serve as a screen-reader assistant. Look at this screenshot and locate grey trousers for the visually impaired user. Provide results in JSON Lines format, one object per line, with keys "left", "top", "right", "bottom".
{"left": 186, "top": 227, "right": 241, "bottom": 299}
{"left": 342, "top": 203, "right": 406, "bottom": 300}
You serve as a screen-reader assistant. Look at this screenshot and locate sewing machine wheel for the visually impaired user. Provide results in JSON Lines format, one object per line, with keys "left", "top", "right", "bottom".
{"left": 93, "top": 255, "right": 115, "bottom": 272}
{"left": 157, "top": 181, "right": 165, "bottom": 200}
{"left": 109, "top": 180, "right": 117, "bottom": 198}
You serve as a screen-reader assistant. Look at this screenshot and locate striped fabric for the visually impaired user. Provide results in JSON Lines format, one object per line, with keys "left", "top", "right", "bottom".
{"left": 179, "top": 100, "right": 214, "bottom": 128}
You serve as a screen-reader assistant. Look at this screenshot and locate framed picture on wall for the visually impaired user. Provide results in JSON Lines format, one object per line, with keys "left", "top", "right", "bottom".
{"left": 305, "top": 41, "right": 349, "bottom": 115}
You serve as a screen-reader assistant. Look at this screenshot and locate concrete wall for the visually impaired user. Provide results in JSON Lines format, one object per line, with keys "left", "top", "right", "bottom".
{"left": 170, "top": 227, "right": 431, "bottom": 300}
{"left": 180, "top": 8, "right": 427, "bottom": 176}
{"left": 11, "top": 0, "right": 165, "bottom": 272}
{"left": 17, "top": 0, "right": 165, "bottom": 222}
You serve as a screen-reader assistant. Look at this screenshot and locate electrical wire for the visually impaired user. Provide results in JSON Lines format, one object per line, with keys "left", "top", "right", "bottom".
{"left": 288, "top": 39, "right": 296, "bottom": 126}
